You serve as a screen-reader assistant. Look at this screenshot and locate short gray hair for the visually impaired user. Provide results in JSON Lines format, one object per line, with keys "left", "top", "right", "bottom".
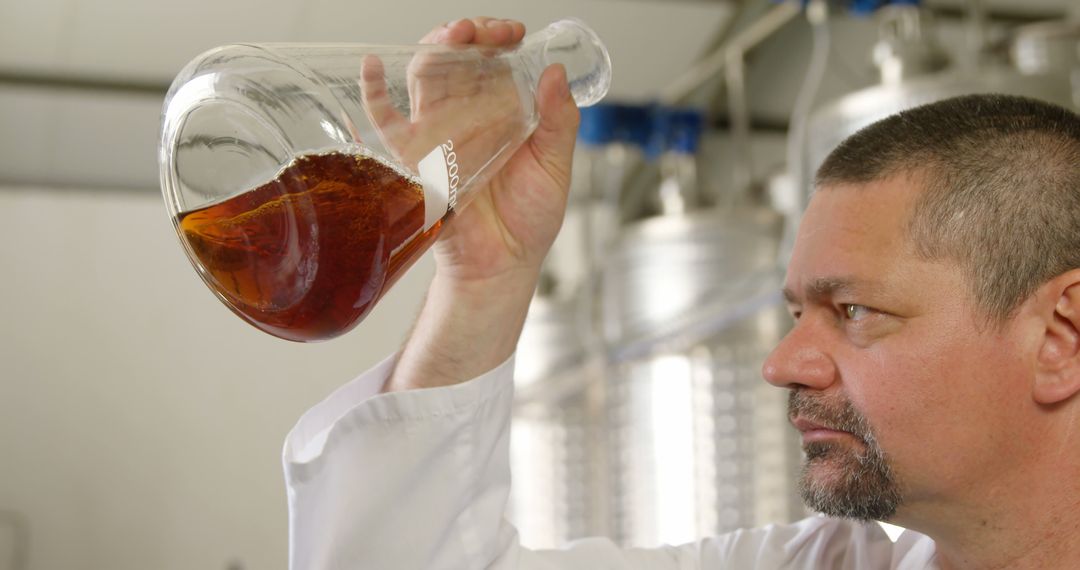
{"left": 816, "top": 94, "right": 1080, "bottom": 323}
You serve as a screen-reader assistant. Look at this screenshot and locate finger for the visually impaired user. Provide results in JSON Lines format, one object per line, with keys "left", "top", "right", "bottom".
{"left": 528, "top": 64, "right": 580, "bottom": 189}
{"left": 359, "top": 55, "right": 411, "bottom": 150}
{"left": 420, "top": 18, "right": 476, "bottom": 45}
{"left": 407, "top": 51, "right": 450, "bottom": 113}
{"left": 506, "top": 20, "right": 526, "bottom": 43}
{"left": 468, "top": 17, "right": 522, "bottom": 46}
{"left": 420, "top": 18, "right": 524, "bottom": 47}
{"left": 412, "top": 18, "right": 479, "bottom": 111}
{"left": 412, "top": 17, "right": 522, "bottom": 104}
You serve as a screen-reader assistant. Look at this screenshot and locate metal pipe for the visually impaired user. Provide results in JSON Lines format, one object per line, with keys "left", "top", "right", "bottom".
{"left": 659, "top": 0, "right": 801, "bottom": 105}
{"left": 0, "top": 68, "right": 167, "bottom": 97}
{"left": 660, "top": 1, "right": 800, "bottom": 201}
{"left": 779, "top": 0, "right": 830, "bottom": 266}
{"left": 725, "top": 50, "right": 753, "bottom": 201}
{"left": 964, "top": 0, "right": 989, "bottom": 69}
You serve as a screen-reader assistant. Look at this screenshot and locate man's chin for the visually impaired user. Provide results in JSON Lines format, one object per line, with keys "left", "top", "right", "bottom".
{"left": 798, "top": 445, "right": 903, "bottom": 521}
{"left": 801, "top": 456, "right": 859, "bottom": 491}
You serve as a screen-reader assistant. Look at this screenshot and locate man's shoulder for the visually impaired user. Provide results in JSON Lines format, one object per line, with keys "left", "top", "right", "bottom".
{"left": 700, "top": 516, "right": 937, "bottom": 570}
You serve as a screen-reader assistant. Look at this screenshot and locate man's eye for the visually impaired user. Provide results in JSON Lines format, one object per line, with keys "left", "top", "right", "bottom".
{"left": 843, "top": 304, "right": 873, "bottom": 321}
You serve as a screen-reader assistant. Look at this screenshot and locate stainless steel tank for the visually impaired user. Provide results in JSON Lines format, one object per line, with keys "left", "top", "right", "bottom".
{"left": 511, "top": 203, "right": 804, "bottom": 548}
{"left": 600, "top": 207, "right": 803, "bottom": 547}
{"left": 807, "top": 18, "right": 1079, "bottom": 182}
{"left": 807, "top": 67, "right": 1077, "bottom": 179}
{"left": 601, "top": 208, "right": 783, "bottom": 347}
{"left": 509, "top": 294, "right": 593, "bottom": 549}
{"left": 1010, "top": 19, "right": 1080, "bottom": 77}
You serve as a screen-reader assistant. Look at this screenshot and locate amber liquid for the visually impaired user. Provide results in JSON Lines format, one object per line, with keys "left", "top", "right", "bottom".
{"left": 176, "top": 151, "right": 445, "bottom": 342}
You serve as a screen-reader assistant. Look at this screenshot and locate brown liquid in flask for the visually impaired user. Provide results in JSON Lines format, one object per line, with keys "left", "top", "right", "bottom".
{"left": 176, "top": 151, "right": 445, "bottom": 342}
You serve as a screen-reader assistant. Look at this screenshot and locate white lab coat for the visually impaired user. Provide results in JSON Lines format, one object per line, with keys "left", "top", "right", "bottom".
{"left": 283, "top": 354, "right": 940, "bottom": 569}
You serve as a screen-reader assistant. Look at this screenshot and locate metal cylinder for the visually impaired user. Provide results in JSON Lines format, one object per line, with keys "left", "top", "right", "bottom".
{"left": 806, "top": 66, "right": 1077, "bottom": 181}
{"left": 601, "top": 207, "right": 802, "bottom": 546}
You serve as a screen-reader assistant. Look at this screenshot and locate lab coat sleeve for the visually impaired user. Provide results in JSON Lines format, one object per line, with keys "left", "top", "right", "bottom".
{"left": 280, "top": 353, "right": 920, "bottom": 570}
{"left": 281, "top": 353, "right": 692, "bottom": 570}
{"left": 283, "top": 351, "right": 512, "bottom": 569}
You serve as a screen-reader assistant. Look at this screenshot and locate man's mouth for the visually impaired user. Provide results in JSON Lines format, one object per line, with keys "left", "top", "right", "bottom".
{"left": 791, "top": 416, "right": 861, "bottom": 444}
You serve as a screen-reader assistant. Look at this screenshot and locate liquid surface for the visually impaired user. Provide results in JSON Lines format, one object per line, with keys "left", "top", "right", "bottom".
{"left": 177, "top": 151, "right": 443, "bottom": 341}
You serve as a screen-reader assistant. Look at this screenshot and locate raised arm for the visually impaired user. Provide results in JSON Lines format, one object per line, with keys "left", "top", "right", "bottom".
{"left": 381, "top": 17, "right": 581, "bottom": 392}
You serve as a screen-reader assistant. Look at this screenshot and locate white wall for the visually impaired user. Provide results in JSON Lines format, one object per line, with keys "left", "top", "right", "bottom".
{"left": 0, "top": 186, "right": 435, "bottom": 570}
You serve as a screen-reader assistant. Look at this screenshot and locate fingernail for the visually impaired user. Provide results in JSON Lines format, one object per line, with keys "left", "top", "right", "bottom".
{"left": 485, "top": 19, "right": 505, "bottom": 29}
{"left": 448, "top": 18, "right": 467, "bottom": 27}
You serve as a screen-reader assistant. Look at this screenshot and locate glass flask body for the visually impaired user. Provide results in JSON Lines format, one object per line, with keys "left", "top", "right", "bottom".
{"left": 160, "top": 19, "right": 610, "bottom": 341}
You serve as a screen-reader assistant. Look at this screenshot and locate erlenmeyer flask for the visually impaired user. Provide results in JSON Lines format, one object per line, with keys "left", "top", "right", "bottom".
{"left": 160, "top": 19, "right": 611, "bottom": 342}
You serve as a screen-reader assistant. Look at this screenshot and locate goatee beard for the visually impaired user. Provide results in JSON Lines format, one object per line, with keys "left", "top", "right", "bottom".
{"left": 789, "top": 390, "right": 903, "bottom": 521}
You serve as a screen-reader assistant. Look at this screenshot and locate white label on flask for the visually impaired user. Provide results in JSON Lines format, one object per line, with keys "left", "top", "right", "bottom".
{"left": 418, "top": 139, "right": 459, "bottom": 232}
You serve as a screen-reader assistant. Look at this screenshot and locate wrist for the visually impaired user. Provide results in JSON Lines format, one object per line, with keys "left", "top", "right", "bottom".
{"left": 382, "top": 265, "right": 539, "bottom": 392}
{"left": 432, "top": 262, "right": 541, "bottom": 303}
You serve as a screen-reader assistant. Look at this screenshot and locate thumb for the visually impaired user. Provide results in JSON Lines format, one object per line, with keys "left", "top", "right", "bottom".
{"left": 529, "top": 64, "right": 580, "bottom": 186}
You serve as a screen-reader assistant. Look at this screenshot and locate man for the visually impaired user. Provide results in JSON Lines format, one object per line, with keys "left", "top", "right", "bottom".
{"left": 282, "top": 17, "right": 1080, "bottom": 570}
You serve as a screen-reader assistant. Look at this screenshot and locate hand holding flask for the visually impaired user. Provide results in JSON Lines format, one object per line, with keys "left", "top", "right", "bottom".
{"left": 160, "top": 18, "right": 611, "bottom": 341}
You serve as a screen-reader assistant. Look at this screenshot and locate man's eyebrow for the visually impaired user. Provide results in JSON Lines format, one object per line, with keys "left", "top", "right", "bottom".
{"left": 783, "top": 277, "right": 862, "bottom": 304}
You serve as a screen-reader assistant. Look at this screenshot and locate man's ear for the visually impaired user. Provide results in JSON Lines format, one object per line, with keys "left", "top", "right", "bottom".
{"left": 1035, "top": 270, "right": 1080, "bottom": 405}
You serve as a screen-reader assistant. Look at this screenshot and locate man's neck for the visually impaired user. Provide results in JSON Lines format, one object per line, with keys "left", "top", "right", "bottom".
{"left": 901, "top": 452, "right": 1080, "bottom": 569}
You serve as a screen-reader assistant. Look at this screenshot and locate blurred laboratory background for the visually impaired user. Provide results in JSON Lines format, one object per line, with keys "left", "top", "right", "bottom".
{"left": 2, "top": 0, "right": 1079, "bottom": 568}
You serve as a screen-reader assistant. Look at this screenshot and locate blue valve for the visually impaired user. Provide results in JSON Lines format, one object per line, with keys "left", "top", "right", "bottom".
{"left": 849, "top": 0, "right": 921, "bottom": 16}
{"left": 578, "top": 102, "right": 660, "bottom": 158}
{"left": 578, "top": 103, "right": 705, "bottom": 159}
{"left": 578, "top": 104, "right": 619, "bottom": 147}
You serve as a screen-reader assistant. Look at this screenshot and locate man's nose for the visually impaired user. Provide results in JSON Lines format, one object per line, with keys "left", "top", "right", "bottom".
{"left": 761, "top": 320, "right": 837, "bottom": 391}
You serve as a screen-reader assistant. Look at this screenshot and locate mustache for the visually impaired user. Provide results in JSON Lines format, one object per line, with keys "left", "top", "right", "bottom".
{"left": 788, "top": 390, "right": 873, "bottom": 443}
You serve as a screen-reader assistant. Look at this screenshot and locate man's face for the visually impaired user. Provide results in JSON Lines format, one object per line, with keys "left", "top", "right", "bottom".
{"left": 762, "top": 175, "right": 1039, "bottom": 524}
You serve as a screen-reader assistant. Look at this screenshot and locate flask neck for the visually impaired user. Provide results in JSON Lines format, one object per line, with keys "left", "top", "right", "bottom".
{"left": 517, "top": 19, "right": 611, "bottom": 107}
